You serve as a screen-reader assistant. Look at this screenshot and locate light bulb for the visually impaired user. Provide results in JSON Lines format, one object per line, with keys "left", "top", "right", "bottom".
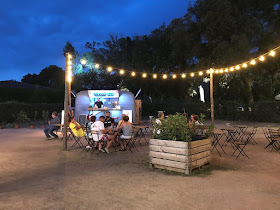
{"left": 190, "top": 73, "right": 195, "bottom": 77}
{"left": 199, "top": 71, "right": 203, "bottom": 76}
{"left": 142, "top": 73, "right": 147, "bottom": 78}
{"left": 250, "top": 59, "right": 256, "bottom": 65}
{"left": 153, "top": 74, "right": 157, "bottom": 79}
{"left": 215, "top": 70, "right": 219, "bottom": 74}
{"left": 119, "top": 70, "right": 124, "bottom": 75}
{"left": 163, "top": 74, "right": 167, "bottom": 79}
{"left": 80, "top": 59, "right": 86, "bottom": 65}
{"left": 259, "top": 56, "right": 265, "bottom": 61}
{"left": 242, "top": 63, "right": 247, "bottom": 68}
{"left": 95, "top": 64, "right": 100, "bottom": 68}
{"left": 235, "top": 65, "right": 240, "bottom": 70}
{"left": 181, "top": 74, "right": 186, "bottom": 78}
{"left": 107, "top": 67, "right": 113, "bottom": 72}
{"left": 131, "top": 72, "right": 136, "bottom": 76}
{"left": 172, "top": 74, "right": 177, "bottom": 79}
{"left": 68, "top": 60, "right": 72, "bottom": 65}
{"left": 269, "top": 50, "right": 276, "bottom": 57}
{"left": 230, "top": 67, "right": 234, "bottom": 71}
{"left": 225, "top": 68, "right": 229, "bottom": 72}
{"left": 219, "top": 69, "right": 224, "bottom": 73}
{"left": 206, "top": 70, "right": 210, "bottom": 74}
{"left": 67, "top": 54, "right": 72, "bottom": 59}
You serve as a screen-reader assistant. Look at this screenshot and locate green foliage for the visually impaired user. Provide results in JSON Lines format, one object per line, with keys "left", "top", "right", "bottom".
{"left": 42, "top": 110, "right": 50, "bottom": 122}
{"left": 6, "top": 123, "right": 14, "bottom": 128}
{"left": 0, "top": 102, "right": 63, "bottom": 123}
{"left": 152, "top": 113, "right": 192, "bottom": 141}
{"left": 13, "top": 111, "right": 30, "bottom": 123}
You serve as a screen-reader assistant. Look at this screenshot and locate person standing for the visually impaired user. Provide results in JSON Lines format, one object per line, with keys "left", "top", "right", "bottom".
{"left": 94, "top": 98, "right": 104, "bottom": 109}
{"left": 104, "top": 112, "right": 115, "bottom": 128}
{"left": 43, "top": 111, "right": 60, "bottom": 140}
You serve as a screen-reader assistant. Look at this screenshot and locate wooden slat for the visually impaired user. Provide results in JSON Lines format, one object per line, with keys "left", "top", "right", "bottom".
{"left": 152, "top": 164, "right": 189, "bottom": 175}
{"left": 189, "top": 143, "right": 211, "bottom": 155}
{"left": 150, "top": 151, "right": 188, "bottom": 163}
{"left": 150, "top": 139, "right": 188, "bottom": 149}
{"left": 190, "top": 151, "right": 211, "bottom": 162}
{"left": 150, "top": 157, "right": 187, "bottom": 169}
{"left": 191, "top": 156, "right": 211, "bottom": 169}
{"left": 149, "top": 145, "right": 187, "bottom": 155}
{"left": 189, "top": 138, "right": 212, "bottom": 148}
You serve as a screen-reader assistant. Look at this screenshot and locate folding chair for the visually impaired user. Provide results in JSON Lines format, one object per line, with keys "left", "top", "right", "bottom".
{"left": 90, "top": 131, "right": 110, "bottom": 155}
{"left": 266, "top": 128, "right": 280, "bottom": 152}
{"left": 121, "top": 129, "right": 139, "bottom": 152}
{"left": 231, "top": 134, "right": 251, "bottom": 159}
{"left": 212, "top": 132, "right": 226, "bottom": 157}
{"left": 70, "top": 130, "right": 84, "bottom": 149}
{"left": 243, "top": 126, "right": 258, "bottom": 145}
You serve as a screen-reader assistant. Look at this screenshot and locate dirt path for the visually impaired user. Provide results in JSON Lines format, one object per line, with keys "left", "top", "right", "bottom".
{"left": 0, "top": 122, "right": 279, "bottom": 210}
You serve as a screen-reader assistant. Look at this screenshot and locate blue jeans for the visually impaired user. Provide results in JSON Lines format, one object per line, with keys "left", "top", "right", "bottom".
{"left": 44, "top": 125, "right": 58, "bottom": 138}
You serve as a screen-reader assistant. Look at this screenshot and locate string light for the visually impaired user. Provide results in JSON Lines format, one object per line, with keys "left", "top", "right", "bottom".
{"left": 68, "top": 60, "right": 72, "bottom": 65}
{"left": 259, "top": 56, "right": 265, "bottom": 61}
{"left": 67, "top": 54, "right": 72, "bottom": 59}
{"left": 75, "top": 45, "right": 279, "bottom": 79}
{"left": 250, "top": 59, "right": 256, "bottom": 65}
{"left": 80, "top": 59, "right": 86, "bottom": 65}
{"left": 107, "top": 67, "right": 113, "bottom": 72}
{"left": 269, "top": 50, "right": 275, "bottom": 57}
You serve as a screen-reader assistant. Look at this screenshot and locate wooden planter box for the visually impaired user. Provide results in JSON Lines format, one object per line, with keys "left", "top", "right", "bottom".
{"left": 149, "top": 138, "right": 212, "bottom": 175}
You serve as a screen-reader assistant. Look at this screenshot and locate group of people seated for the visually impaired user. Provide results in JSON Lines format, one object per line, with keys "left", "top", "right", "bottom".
{"left": 69, "top": 112, "right": 133, "bottom": 153}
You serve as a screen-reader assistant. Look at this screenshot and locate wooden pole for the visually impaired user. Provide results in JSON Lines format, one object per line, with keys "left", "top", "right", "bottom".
{"left": 63, "top": 54, "right": 70, "bottom": 151}
{"left": 210, "top": 70, "right": 214, "bottom": 125}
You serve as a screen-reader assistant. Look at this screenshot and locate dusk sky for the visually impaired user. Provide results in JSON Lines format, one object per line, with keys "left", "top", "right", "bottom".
{"left": 0, "top": 0, "right": 191, "bottom": 81}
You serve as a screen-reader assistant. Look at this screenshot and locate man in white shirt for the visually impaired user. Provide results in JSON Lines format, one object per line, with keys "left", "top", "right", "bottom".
{"left": 91, "top": 116, "right": 115, "bottom": 153}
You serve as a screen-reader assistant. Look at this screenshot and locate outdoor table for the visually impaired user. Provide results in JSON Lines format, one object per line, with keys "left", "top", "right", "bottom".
{"left": 233, "top": 125, "right": 249, "bottom": 142}
{"left": 133, "top": 125, "right": 149, "bottom": 145}
{"left": 212, "top": 132, "right": 226, "bottom": 157}
{"left": 220, "top": 128, "right": 238, "bottom": 148}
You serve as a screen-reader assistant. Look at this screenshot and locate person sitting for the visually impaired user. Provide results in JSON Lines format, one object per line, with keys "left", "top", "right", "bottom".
{"left": 94, "top": 98, "right": 104, "bottom": 109}
{"left": 104, "top": 111, "right": 115, "bottom": 128}
{"left": 154, "top": 112, "right": 164, "bottom": 135}
{"left": 117, "top": 114, "right": 126, "bottom": 128}
{"left": 118, "top": 115, "right": 133, "bottom": 151}
{"left": 69, "top": 117, "right": 85, "bottom": 137}
{"left": 189, "top": 114, "right": 203, "bottom": 136}
{"left": 91, "top": 116, "right": 116, "bottom": 153}
{"left": 43, "top": 111, "right": 60, "bottom": 140}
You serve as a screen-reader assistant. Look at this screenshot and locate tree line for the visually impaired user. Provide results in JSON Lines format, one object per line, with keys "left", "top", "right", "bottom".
{"left": 22, "top": 0, "right": 280, "bottom": 105}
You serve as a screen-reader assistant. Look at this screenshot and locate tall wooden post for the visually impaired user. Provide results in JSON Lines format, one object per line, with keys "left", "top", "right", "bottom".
{"left": 210, "top": 70, "right": 214, "bottom": 125}
{"left": 63, "top": 53, "right": 71, "bottom": 151}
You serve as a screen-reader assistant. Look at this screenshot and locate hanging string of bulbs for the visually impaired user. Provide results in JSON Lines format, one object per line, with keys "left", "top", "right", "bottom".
{"left": 78, "top": 45, "right": 280, "bottom": 79}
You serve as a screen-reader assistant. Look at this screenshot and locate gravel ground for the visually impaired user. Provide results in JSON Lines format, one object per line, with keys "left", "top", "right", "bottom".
{"left": 0, "top": 120, "right": 280, "bottom": 210}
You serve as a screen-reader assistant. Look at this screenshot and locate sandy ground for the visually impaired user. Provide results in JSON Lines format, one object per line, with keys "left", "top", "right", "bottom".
{"left": 0, "top": 120, "right": 280, "bottom": 210}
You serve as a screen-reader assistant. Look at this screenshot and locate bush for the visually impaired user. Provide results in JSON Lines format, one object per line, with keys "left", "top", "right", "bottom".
{"left": 0, "top": 102, "right": 63, "bottom": 123}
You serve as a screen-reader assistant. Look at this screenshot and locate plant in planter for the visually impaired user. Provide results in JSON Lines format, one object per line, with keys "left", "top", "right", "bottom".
{"left": 150, "top": 113, "right": 213, "bottom": 175}
{"left": 6, "top": 123, "right": 14, "bottom": 128}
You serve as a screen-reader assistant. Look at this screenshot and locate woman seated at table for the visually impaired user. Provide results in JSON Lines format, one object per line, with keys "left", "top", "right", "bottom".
{"left": 189, "top": 114, "right": 204, "bottom": 136}
{"left": 118, "top": 115, "right": 133, "bottom": 151}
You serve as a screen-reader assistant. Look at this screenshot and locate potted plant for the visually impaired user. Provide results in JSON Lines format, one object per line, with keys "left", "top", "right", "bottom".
{"left": 13, "top": 111, "right": 30, "bottom": 129}
{"left": 150, "top": 113, "right": 213, "bottom": 175}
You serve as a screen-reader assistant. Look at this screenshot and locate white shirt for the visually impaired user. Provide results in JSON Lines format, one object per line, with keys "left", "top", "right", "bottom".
{"left": 91, "top": 121, "right": 105, "bottom": 141}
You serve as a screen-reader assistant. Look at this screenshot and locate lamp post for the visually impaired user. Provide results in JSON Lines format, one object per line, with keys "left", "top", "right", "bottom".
{"left": 210, "top": 68, "right": 214, "bottom": 125}
{"left": 63, "top": 53, "right": 72, "bottom": 151}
